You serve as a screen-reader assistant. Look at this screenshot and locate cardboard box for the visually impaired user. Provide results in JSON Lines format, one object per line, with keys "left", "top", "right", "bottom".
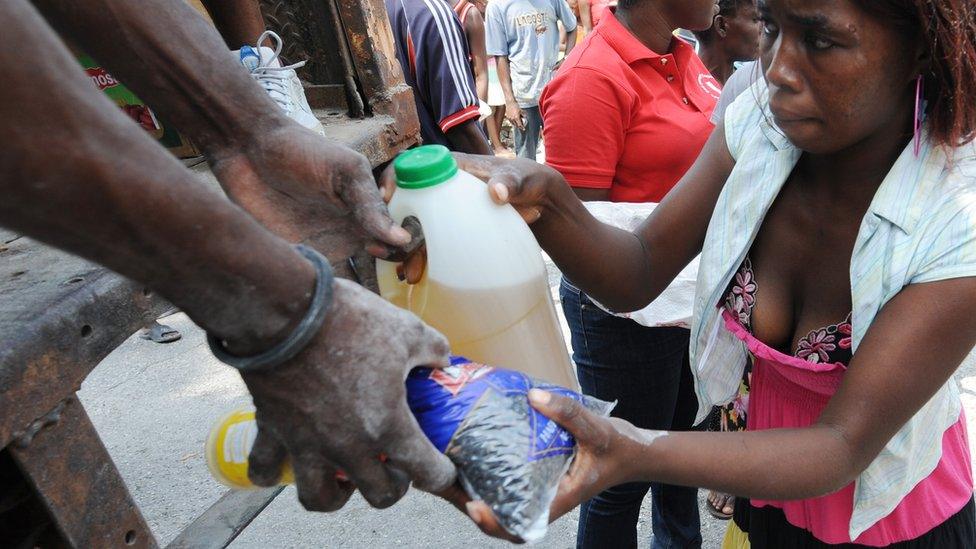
{"left": 78, "top": 53, "right": 201, "bottom": 159}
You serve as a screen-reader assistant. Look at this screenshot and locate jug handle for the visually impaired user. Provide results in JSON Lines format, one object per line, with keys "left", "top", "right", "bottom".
{"left": 383, "top": 216, "right": 425, "bottom": 262}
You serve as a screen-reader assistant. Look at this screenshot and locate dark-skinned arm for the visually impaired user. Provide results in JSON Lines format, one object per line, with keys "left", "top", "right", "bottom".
{"left": 3, "top": 0, "right": 455, "bottom": 512}
{"left": 6, "top": 0, "right": 307, "bottom": 357}
{"left": 465, "top": 9, "right": 490, "bottom": 102}
{"left": 562, "top": 28, "right": 578, "bottom": 61}
{"left": 465, "top": 276, "right": 976, "bottom": 539}
{"left": 452, "top": 119, "right": 734, "bottom": 311}
{"left": 558, "top": 277, "right": 976, "bottom": 502}
{"left": 446, "top": 119, "right": 494, "bottom": 155}
{"left": 484, "top": 1, "right": 522, "bottom": 130}
{"left": 556, "top": 0, "right": 578, "bottom": 67}
{"left": 29, "top": 0, "right": 412, "bottom": 274}
{"left": 572, "top": 188, "right": 611, "bottom": 201}
{"left": 495, "top": 56, "right": 524, "bottom": 130}
{"left": 30, "top": 0, "right": 284, "bottom": 157}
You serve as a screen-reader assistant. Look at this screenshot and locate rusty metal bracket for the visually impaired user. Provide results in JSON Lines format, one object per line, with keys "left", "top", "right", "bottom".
{"left": 0, "top": 236, "right": 170, "bottom": 449}
{"left": 12, "top": 398, "right": 69, "bottom": 449}
{"left": 9, "top": 398, "right": 158, "bottom": 548}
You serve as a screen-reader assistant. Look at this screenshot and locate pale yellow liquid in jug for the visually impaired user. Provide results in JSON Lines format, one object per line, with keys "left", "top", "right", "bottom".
{"left": 384, "top": 276, "right": 577, "bottom": 389}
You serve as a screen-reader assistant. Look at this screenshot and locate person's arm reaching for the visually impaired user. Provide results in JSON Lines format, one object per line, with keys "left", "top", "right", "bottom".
{"left": 383, "top": 117, "right": 733, "bottom": 310}
{"left": 29, "top": 0, "right": 412, "bottom": 275}
{"left": 436, "top": 111, "right": 732, "bottom": 312}
{"left": 3, "top": 0, "right": 455, "bottom": 510}
{"left": 467, "top": 273, "right": 976, "bottom": 540}
{"left": 465, "top": 8, "right": 490, "bottom": 102}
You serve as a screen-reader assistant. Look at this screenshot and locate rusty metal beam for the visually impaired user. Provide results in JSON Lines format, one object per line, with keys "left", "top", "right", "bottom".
{"left": 9, "top": 397, "right": 158, "bottom": 548}
{"left": 335, "top": 0, "right": 420, "bottom": 133}
{"left": 0, "top": 235, "right": 169, "bottom": 449}
{"left": 165, "top": 487, "right": 285, "bottom": 549}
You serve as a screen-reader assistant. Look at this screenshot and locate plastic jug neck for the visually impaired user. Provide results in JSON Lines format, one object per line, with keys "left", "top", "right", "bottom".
{"left": 394, "top": 145, "right": 457, "bottom": 189}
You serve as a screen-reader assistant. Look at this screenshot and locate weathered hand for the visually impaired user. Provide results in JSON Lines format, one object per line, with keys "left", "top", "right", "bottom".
{"left": 464, "top": 389, "right": 647, "bottom": 541}
{"left": 240, "top": 278, "right": 456, "bottom": 510}
{"left": 209, "top": 123, "right": 411, "bottom": 278}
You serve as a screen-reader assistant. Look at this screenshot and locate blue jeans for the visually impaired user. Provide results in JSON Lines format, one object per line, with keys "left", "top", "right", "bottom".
{"left": 560, "top": 279, "right": 702, "bottom": 549}
{"left": 514, "top": 105, "right": 542, "bottom": 161}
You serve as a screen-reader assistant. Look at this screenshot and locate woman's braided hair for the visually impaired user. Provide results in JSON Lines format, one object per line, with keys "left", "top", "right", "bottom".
{"left": 853, "top": 0, "right": 976, "bottom": 147}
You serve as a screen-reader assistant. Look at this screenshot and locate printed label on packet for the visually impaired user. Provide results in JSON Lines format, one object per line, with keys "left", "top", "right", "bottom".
{"left": 429, "top": 360, "right": 493, "bottom": 396}
{"left": 453, "top": 364, "right": 579, "bottom": 462}
{"left": 526, "top": 386, "right": 579, "bottom": 461}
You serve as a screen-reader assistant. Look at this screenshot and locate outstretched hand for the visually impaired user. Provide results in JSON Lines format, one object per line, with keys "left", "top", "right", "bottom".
{"left": 463, "top": 389, "right": 651, "bottom": 541}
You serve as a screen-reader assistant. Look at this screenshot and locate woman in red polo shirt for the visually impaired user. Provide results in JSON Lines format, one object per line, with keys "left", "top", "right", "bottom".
{"left": 539, "top": 1, "right": 720, "bottom": 547}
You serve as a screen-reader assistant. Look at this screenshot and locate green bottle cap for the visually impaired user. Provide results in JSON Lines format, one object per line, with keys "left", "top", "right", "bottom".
{"left": 393, "top": 145, "right": 458, "bottom": 189}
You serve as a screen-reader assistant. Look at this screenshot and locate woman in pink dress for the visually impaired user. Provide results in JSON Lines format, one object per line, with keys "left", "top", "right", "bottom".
{"left": 445, "top": 0, "right": 976, "bottom": 546}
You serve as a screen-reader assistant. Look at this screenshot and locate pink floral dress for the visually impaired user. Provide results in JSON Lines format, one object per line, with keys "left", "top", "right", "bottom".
{"left": 717, "top": 257, "right": 853, "bottom": 432}
{"left": 716, "top": 257, "right": 973, "bottom": 546}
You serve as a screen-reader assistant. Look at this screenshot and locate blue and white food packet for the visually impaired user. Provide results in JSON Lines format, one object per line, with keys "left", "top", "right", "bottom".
{"left": 407, "top": 357, "right": 614, "bottom": 542}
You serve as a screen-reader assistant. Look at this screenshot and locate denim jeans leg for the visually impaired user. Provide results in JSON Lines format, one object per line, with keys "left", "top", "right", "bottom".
{"left": 514, "top": 117, "right": 526, "bottom": 158}
{"left": 514, "top": 106, "right": 542, "bottom": 160}
{"left": 560, "top": 279, "right": 701, "bottom": 549}
{"left": 650, "top": 351, "right": 703, "bottom": 549}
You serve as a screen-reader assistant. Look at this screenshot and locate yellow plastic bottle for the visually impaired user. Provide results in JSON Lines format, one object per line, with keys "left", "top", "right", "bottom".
{"left": 376, "top": 146, "right": 577, "bottom": 389}
{"left": 205, "top": 407, "right": 293, "bottom": 489}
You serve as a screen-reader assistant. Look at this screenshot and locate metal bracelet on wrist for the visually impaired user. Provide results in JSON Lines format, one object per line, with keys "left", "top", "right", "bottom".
{"left": 207, "top": 244, "right": 334, "bottom": 373}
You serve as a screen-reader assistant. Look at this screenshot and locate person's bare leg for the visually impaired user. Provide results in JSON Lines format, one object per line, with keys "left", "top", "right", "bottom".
{"left": 488, "top": 106, "right": 513, "bottom": 157}
{"left": 200, "top": 0, "right": 268, "bottom": 48}
{"left": 486, "top": 107, "right": 503, "bottom": 148}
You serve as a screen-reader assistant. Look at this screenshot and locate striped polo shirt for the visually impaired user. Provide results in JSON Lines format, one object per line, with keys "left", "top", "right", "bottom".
{"left": 385, "top": 0, "right": 481, "bottom": 146}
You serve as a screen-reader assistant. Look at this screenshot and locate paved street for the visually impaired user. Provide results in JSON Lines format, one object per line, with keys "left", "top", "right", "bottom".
{"left": 79, "top": 303, "right": 976, "bottom": 548}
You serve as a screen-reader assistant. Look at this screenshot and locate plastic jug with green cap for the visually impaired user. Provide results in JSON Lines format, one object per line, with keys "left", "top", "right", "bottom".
{"left": 376, "top": 145, "right": 577, "bottom": 389}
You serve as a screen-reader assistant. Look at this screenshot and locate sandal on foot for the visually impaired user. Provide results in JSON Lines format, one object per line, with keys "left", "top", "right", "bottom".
{"left": 140, "top": 322, "right": 181, "bottom": 344}
{"left": 706, "top": 491, "right": 735, "bottom": 520}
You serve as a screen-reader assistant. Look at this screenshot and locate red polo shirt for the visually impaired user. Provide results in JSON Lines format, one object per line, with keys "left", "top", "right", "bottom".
{"left": 540, "top": 12, "right": 720, "bottom": 203}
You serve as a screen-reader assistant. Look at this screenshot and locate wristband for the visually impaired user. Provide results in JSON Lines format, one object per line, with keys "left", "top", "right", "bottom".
{"left": 207, "top": 244, "right": 334, "bottom": 372}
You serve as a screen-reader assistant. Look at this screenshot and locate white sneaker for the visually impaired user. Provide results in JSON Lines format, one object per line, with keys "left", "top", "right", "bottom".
{"left": 233, "top": 30, "right": 326, "bottom": 136}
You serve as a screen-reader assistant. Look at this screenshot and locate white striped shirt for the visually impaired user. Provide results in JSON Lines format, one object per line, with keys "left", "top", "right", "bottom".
{"left": 690, "top": 81, "right": 976, "bottom": 539}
